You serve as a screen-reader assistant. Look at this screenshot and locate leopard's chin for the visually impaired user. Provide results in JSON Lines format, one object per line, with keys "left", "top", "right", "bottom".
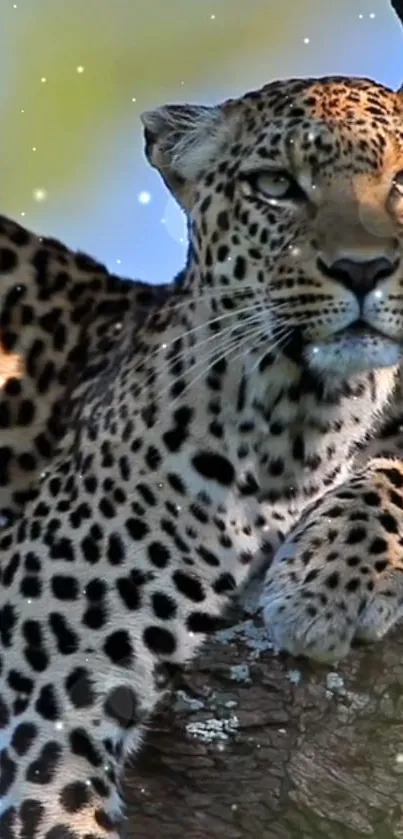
{"left": 304, "top": 327, "right": 401, "bottom": 377}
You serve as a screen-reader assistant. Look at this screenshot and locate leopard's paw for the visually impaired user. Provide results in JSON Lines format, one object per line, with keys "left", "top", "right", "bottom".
{"left": 261, "top": 461, "right": 403, "bottom": 662}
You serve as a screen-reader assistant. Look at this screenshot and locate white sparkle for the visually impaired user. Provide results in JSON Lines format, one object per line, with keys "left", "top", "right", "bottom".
{"left": 33, "top": 188, "right": 48, "bottom": 202}
{"left": 40, "top": 76, "right": 47, "bottom": 83}
{"left": 288, "top": 245, "right": 301, "bottom": 258}
{"left": 32, "top": 146, "right": 37, "bottom": 152}
{"left": 369, "top": 12, "right": 375, "bottom": 18}
{"left": 138, "top": 190, "right": 151, "bottom": 205}
{"left": 210, "top": 13, "right": 216, "bottom": 19}
{"left": 396, "top": 752, "right": 403, "bottom": 763}
{"left": 76, "top": 65, "right": 85, "bottom": 74}
{"left": 20, "top": 211, "right": 25, "bottom": 217}
{"left": 116, "top": 258, "right": 121, "bottom": 265}
{"left": 20, "top": 108, "right": 25, "bottom": 114}
{"left": 132, "top": 97, "right": 136, "bottom": 102}
{"left": 13, "top": 3, "right": 17, "bottom": 7}
{"left": 358, "top": 12, "right": 364, "bottom": 18}
{"left": 303, "top": 37, "right": 310, "bottom": 44}
{"left": 55, "top": 721, "right": 64, "bottom": 731}
{"left": 373, "top": 288, "right": 384, "bottom": 299}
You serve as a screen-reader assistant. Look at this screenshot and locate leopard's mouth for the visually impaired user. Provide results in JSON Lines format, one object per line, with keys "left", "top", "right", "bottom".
{"left": 304, "top": 321, "right": 402, "bottom": 377}
{"left": 342, "top": 319, "right": 376, "bottom": 336}
{"left": 336, "top": 319, "right": 388, "bottom": 340}
{"left": 281, "top": 317, "right": 402, "bottom": 375}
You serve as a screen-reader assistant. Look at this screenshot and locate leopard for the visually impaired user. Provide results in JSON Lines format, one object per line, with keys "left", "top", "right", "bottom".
{"left": 3, "top": 74, "right": 403, "bottom": 839}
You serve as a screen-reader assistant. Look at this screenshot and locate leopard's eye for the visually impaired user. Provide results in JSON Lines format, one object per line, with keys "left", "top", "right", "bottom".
{"left": 245, "top": 170, "right": 307, "bottom": 204}
{"left": 392, "top": 170, "right": 403, "bottom": 196}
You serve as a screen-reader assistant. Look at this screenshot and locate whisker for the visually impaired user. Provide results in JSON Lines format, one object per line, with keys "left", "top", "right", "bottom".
{"left": 142, "top": 282, "right": 299, "bottom": 330}
{"left": 153, "top": 320, "right": 294, "bottom": 417}
{"left": 203, "top": 325, "right": 292, "bottom": 398}
{"left": 143, "top": 322, "right": 266, "bottom": 413}
{"left": 248, "top": 328, "right": 293, "bottom": 374}
{"left": 159, "top": 301, "right": 272, "bottom": 346}
{"left": 127, "top": 304, "right": 274, "bottom": 398}
{"left": 119, "top": 287, "right": 303, "bottom": 415}
{"left": 151, "top": 284, "right": 259, "bottom": 318}
{"left": 134, "top": 314, "right": 266, "bottom": 399}
{"left": 158, "top": 331, "right": 261, "bottom": 412}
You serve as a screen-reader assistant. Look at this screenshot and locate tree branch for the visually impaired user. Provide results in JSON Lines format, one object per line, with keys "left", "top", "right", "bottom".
{"left": 124, "top": 615, "right": 403, "bottom": 838}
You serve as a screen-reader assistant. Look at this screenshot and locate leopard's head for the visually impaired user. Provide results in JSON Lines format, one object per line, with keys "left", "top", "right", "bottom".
{"left": 142, "top": 76, "right": 403, "bottom": 378}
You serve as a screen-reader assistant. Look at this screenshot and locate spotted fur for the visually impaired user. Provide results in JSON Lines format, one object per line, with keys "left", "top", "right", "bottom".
{"left": 2, "top": 75, "right": 403, "bottom": 837}
{"left": 0, "top": 215, "right": 171, "bottom": 526}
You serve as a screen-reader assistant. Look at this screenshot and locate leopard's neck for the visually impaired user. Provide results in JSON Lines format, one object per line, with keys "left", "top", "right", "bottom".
{"left": 132, "top": 301, "right": 397, "bottom": 513}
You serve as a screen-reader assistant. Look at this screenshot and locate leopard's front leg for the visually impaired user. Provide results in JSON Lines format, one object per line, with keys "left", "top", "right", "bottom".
{"left": 262, "top": 458, "right": 403, "bottom": 662}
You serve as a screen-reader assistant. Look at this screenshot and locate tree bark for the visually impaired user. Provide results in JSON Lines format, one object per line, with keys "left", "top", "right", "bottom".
{"left": 123, "top": 607, "right": 403, "bottom": 838}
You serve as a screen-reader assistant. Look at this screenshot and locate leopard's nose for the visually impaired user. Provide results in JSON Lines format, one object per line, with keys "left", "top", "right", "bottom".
{"left": 317, "top": 256, "right": 398, "bottom": 299}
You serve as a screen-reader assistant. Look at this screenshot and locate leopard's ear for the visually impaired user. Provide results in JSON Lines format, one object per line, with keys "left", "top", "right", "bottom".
{"left": 140, "top": 103, "right": 231, "bottom": 209}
